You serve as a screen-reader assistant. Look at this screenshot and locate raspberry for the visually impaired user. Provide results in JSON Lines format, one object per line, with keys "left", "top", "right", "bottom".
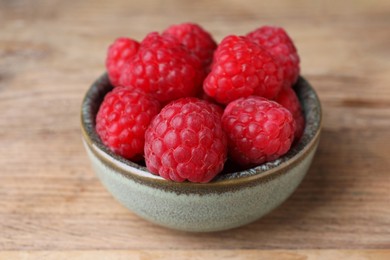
{"left": 222, "top": 96, "right": 295, "bottom": 166}
{"left": 119, "top": 32, "right": 204, "bottom": 104}
{"left": 106, "top": 38, "right": 140, "bottom": 87}
{"left": 163, "top": 23, "right": 217, "bottom": 68}
{"left": 247, "top": 26, "right": 300, "bottom": 87}
{"left": 139, "top": 31, "right": 180, "bottom": 49}
{"left": 273, "top": 86, "right": 305, "bottom": 140}
{"left": 96, "top": 86, "right": 160, "bottom": 160}
{"left": 203, "top": 35, "right": 283, "bottom": 105}
{"left": 144, "top": 98, "right": 227, "bottom": 183}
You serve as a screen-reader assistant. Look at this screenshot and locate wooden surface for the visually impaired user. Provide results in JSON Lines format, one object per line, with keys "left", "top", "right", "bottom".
{"left": 1, "top": 0, "right": 389, "bottom": 258}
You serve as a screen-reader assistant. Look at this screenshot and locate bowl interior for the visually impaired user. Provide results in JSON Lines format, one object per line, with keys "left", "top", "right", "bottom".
{"left": 81, "top": 74, "right": 322, "bottom": 183}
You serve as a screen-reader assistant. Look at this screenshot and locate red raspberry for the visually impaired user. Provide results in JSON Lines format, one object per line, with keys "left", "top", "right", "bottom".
{"left": 273, "top": 86, "right": 305, "bottom": 140}
{"left": 106, "top": 38, "right": 140, "bottom": 87}
{"left": 222, "top": 96, "right": 295, "bottom": 166}
{"left": 119, "top": 32, "right": 204, "bottom": 104}
{"left": 203, "top": 35, "right": 283, "bottom": 105}
{"left": 247, "top": 26, "right": 300, "bottom": 87}
{"left": 163, "top": 23, "right": 217, "bottom": 68}
{"left": 145, "top": 98, "right": 227, "bottom": 183}
{"left": 139, "top": 31, "right": 180, "bottom": 49}
{"left": 96, "top": 87, "right": 160, "bottom": 160}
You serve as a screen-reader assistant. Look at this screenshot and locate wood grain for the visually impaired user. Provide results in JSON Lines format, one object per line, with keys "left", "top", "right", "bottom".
{"left": 0, "top": 250, "right": 389, "bottom": 260}
{"left": 0, "top": 0, "right": 389, "bottom": 256}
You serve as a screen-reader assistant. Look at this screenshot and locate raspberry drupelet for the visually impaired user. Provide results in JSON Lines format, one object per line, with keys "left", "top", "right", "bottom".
{"left": 119, "top": 32, "right": 205, "bottom": 104}
{"left": 203, "top": 35, "right": 283, "bottom": 105}
{"left": 247, "top": 26, "right": 300, "bottom": 87}
{"left": 144, "top": 97, "right": 227, "bottom": 183}
{"left": 96, "top": 86, "right": 161, "bottom": 160}
{"left": 163, "top": 22, "right": 217, "bottom": 69}
{"left": 222, "top": 96, "right": 296, "bottom": 166}
{"left": 106, "top": 37, "right": 140, "bottom": 87}
{"left": 273, "top": 86, "right": 305, "bottom": 140}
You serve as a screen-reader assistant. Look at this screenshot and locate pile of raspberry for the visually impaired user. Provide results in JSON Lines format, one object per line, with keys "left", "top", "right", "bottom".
{"left": 96, "top": 23, "right": 304, "bottom": 183}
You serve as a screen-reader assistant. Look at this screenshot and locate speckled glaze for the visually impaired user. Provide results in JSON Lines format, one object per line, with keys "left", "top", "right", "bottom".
{"left": 81, "top": 74, "right": 322, "bottom": 232}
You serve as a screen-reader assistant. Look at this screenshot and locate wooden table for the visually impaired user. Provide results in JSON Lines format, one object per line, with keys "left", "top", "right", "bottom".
{"left": 1, "top": 0, "right": 389, "bottom": 259}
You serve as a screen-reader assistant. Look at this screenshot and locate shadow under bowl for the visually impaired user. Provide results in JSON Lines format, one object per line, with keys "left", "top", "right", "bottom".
{"left": 81, "top": 74, "right": 322, "bottom": 232}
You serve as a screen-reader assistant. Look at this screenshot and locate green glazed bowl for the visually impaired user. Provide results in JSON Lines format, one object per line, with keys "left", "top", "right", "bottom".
{"left": 81, "top": 74, "right": 322, "bottom": 232}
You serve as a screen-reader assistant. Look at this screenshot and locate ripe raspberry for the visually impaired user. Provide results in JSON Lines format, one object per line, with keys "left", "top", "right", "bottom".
{"left": 247, "top": 26, "right": 300, "bottom": 87}
{"left": 163, "top": 23, "right": 217, "bottom": 68}
{"left": 96, "top": 87, "right": 160, "bottom": 160}
{"left": 222, "top": 96, "right": 295, "bottom": 166}
{"left": 273, "top": 86, "right": 305, "bottom": 140}
{"left": 139, "top": 31, "right": 180, "bottom": 49}
{"left": 106, "top": 38, "right": 140, "bottom": 87}
{"left": 145, "top": 98, "right": 227, "bottom": 183}
{"left": 119, "top": 32, "right": 204, "bottom": 104}
{"left": 203, "top": 35, "right": 283, "bottom": 105}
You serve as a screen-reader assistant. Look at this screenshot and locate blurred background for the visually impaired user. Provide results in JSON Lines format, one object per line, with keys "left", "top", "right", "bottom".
{"left": 1, "top": 0, "right": 389, "bottom": 257}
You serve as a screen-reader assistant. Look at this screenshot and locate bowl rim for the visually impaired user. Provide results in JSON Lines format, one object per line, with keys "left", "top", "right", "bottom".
{"left": 81, "top": 74, "right": 322, "bottom": 192}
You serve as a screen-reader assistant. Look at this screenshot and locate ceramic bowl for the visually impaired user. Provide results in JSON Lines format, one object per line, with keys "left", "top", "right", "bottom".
{"left": 81, "top": 74, "right": 322, "bottom": 232}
